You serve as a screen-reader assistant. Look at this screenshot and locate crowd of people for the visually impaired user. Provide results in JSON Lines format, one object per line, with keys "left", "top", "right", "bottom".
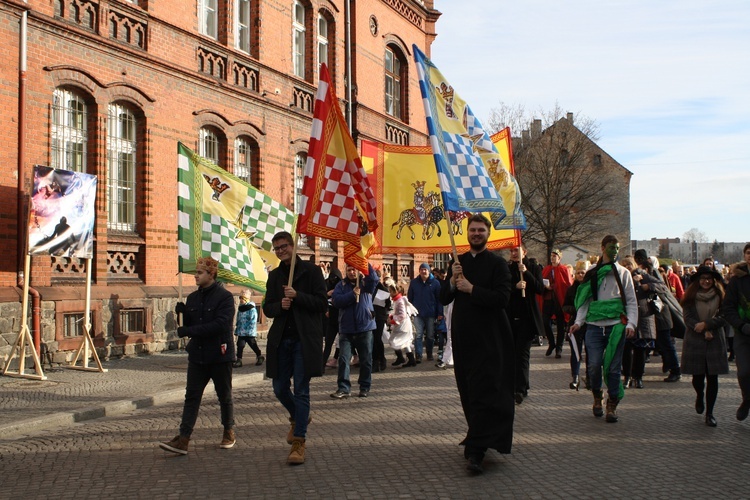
{"left": 158, "top": 233, "right": 750, "bottom": 475}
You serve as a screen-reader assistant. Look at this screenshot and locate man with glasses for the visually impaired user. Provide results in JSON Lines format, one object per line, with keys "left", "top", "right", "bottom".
{"left": 570, "top": 235, "right": 638, "bottom": 423}
{"left": 263, "top": 231, "right": 328, "bottom": 465}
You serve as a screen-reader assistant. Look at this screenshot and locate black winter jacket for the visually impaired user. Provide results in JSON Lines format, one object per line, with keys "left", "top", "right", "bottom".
{"left": 178, "top": 282, "right": 236, "bottom": 364}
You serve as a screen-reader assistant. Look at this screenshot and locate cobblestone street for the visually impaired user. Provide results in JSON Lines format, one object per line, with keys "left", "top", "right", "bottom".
{"left": 1, "top": 344, "right": 748, "bottom": 499}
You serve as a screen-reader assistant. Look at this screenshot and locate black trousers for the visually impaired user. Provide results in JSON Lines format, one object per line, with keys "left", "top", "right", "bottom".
{"left": 179, "top": 361, "right": 234, "bottom": 437}
{"left": 511, "top": 317, "right": 533, "bottom": 395}
{"left": 543, "top": 300, "right": 566, "bottom": 350}
{"left": 373, "top": 316, "right": 387, "bottom": 366}
{"left": 236, "top": 336, "right": 261, "bottom": 359}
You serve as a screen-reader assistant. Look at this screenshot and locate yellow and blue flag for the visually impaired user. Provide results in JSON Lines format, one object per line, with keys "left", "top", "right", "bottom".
{"left": 413, "top": 45, "right": 526, "bottom": 230}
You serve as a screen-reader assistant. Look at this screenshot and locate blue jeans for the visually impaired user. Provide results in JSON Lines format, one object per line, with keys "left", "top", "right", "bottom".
{"left": 337, "top": 331, "right": 373, "bottom": 393}
{"left": 413, "top": 316, "right": 435, "bottom": 358}
{"left": 272, "top": 338, "right": 311, "bottom": 439}
{"left": 585, "top": 324, "right": 625, "bottom": 399}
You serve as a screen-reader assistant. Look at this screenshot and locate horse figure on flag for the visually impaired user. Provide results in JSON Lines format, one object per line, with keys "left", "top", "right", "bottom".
{"left": 391, "top": 187, "right": 444, "bottom": 240}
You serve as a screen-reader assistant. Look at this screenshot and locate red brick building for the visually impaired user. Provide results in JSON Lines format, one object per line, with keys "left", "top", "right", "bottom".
{"left": 0, "top": 0, "right": 439, "bottom": 360}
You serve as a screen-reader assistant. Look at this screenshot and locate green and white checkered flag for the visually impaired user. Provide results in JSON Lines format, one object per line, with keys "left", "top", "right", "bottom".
{"left": 177, "top": 143, "right": 296, "bottom": 292}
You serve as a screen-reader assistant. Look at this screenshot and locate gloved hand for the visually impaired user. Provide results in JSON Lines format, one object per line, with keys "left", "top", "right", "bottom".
{"left": 175, "top": 302, "right": 186, "bottom": 315}
{"left": 742, "top": 323, "right": 750, "bottom": 336}
{"left": 177, "top": 326, "right": 188, "bottom": 338}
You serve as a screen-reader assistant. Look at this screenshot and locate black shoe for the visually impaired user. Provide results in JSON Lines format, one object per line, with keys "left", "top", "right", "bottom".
{"left": 232, "top": 359, "right": 242, "bottom": 368}
{"left": 358, "top": 389, "right": 369, "bottom": 398}
{"left": 380, "top": 360, "right": 387, "bottom": 371}
{"left": 664, "top": 372, "right": 681, "bottom": 383}
{"left": 634, "top": 378, "right": 644, "bottom": 389}
{"left": 401, "top": 359, "right": 417, "bottom": 368}
{"left": 555, "top": 348, "right": 562, "bottom": 359}
{"left": 392, "top": 358, "right": 405, "bottom": 367}
{"left": 372, "top": 364, "right": 381, "bottom": 373}
{"left": 569, "top": 376, "right": 579, "bottom": 390}
{"left": 466, "top": 455, "right": 484, "bottom": 474}
{"left": 514, "top": 392, "right": 524, "bottom": 405}
{"left": 330, "top": 390, "right": 350, "bottom": 399}
{"left": 706, "top": 414, "right": 717, "bottom": 427}
{"left": 695, "top": 394, "right": 705, "bottom": 415}
{"left": 415, "top": 356, "right": 422, "bottom": 364}
{"left": 737, "top": 400, "right": 750, "bottom": 421}
{"left": 624, "top": 377, "right": 632, "bottom": 388}
{"left": 728, "top": 352, "right": 735, "bottom": 362}
{"left": 545, "top": 345, "right": 555, "bottom": 356}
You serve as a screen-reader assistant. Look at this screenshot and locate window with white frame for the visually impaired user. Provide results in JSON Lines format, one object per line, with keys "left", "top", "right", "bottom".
{"left": 234, "top": 137, "right": 252, "bottom": 183}
{"left": 294, "top": 152, "right": 308, "bottom": 247}
{"left": 199, "top": 127, "right": 220, "bottom": 165}
{"left": 199, "top": 0, "right": 218, "bottom": 39}
{"left": 317, "top": 14, "right": 328, "bottom": 69}
{"left": 107, "top": 103, "right": 138, "bottom": 231}
{"left": 385, "top": 46, "right": 403, "bottom": 120}
{"left": 236, "top": 0, "right": 251, "bottom": 53}
{"left": 51, "top": 88, "right": 87, "bottom": 172}
{"left": 292, "top": 1, "right": 306, "bottom": 78}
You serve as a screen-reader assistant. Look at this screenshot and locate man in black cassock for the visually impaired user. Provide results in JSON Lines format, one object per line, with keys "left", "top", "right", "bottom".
{"left": 441, "top": 213, "right": 515, "bottom": 474}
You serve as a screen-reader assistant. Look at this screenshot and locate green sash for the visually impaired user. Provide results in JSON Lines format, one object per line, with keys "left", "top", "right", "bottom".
{"left": 574, "top": 264, "right": 626, "bottom": 400}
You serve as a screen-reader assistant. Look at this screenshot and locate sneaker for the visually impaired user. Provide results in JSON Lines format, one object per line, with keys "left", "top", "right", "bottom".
{"left": 255, "top": 355, "right": 265, "bottom": 366}
{"left": 435, "top": 361, "right": 447, "bottom": 369}
{"left": 159, "top": 435, "right": 189, "bottom": 455}
{"left": 330, "top": 389, "right": 350, "bottom": 399}
{"left": 220, "top": 429, "right": 236, "bottom": 449}
{"left": 358, "top": 389, "right": 369, "bottom": 398}
{"left": 232, "top": 359, "right": 242, "bottom": 368}
{"left": 287, "top": 438, "right": 306, "bottom": 465}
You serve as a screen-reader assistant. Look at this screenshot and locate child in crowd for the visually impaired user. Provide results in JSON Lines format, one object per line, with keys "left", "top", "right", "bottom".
{"left": 388, "top": 283, "right": 418, "bottom": 368}
{"left": 233, "top": 289, "right": 264, "bottom": 368}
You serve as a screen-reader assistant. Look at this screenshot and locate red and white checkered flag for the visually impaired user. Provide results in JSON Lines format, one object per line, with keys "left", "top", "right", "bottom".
{"left": 297, "top": 64, "right": 378, "bottom": 274}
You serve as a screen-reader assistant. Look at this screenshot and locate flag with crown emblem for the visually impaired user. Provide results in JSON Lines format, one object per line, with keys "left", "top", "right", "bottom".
{"left": 413, "top": 45, "right": 526, "bottom": 230}
{"left": 297, "top": 63, "right": 378, "bottom": 274}
{"left": 177, "top": 143, "right": 297, "bottom": 292}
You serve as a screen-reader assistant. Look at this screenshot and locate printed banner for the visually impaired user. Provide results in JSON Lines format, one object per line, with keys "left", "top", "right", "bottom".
{"left": 361, "top": 138, "right": 520, "bottom": 254}
{"left": 28, "top": 165, "right": 97, "bottom": 258}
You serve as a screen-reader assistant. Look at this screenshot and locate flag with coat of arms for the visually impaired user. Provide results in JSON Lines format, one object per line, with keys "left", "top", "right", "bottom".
{"left": 297, "top": 63, "right": 378, "bottom": 274}
{"left": 413, "top": 45, "right": 526, "bottom": 230}
{"left": 177, "top": 142, "right": 297, "bottom": 292}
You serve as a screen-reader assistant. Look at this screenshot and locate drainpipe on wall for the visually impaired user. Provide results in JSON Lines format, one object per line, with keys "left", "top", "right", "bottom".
{"left": 344, "top": 0, "right": 352, "bottom": 133}
{"left": 17, "top": 2, "right": 42, "bottom": 355}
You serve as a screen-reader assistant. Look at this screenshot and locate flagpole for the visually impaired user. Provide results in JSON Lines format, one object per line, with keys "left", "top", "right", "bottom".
{"left": 287, "top": 233, "right": 300, "bottom": 289}
{"left": 445, "top": 211, "right": 460, "bottom": 271}
{"left": 518, "top": 240, "right": 526, "bottom": 298}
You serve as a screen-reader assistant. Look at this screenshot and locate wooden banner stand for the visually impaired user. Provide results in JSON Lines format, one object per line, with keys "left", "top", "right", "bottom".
{"left": 2, "top": 254, "right": 47, "bottom": 380}
{"left": 69, "top": 258, "right": 106, "bottom": 372}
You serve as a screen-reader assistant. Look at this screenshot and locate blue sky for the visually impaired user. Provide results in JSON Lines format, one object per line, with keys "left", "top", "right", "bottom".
{"left": 431, "top": 0, "right": 750, "bottom": 243}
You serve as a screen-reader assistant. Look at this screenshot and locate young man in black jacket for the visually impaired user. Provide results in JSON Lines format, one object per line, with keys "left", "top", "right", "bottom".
{"left": 159, "top": 256, "right": 237, "bottom": 455}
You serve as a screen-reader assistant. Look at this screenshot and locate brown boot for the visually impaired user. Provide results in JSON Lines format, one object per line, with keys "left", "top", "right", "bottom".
{"left": 220, "top": 428, "right": 236, "bottom": 449}
{"left": 592, "top": 390, "right": 604, "bottom": 418}
{"left": 159, "top": 435, "right": 189, "bottom": 455}
{"left": 287, "top": 415, "right": 312, "bottom": 444}
{"left": 606, "top": 397, "right": 619, "bottom": 423}
{"left": 287, "top": 437, "right": 306, "bottom": 465}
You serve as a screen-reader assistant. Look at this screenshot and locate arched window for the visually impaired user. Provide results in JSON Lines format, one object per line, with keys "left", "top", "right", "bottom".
{"left": 292, "top": 1, "right": 307, "bottom": 78}
{"left": 317, "top": 14, "right": 328, "bottom": 69}
{"left": 234, "top": 136, "right": 257, "bottom": 185}
{"left": 107, "top": 102, "right": 138, "bottom": 231}
{"left": 199, "top": 127, "right": 221, "bottom": 165}
{"left": 52, "top": 88, "right": 87, "bottom": 172}
{"left": 385, "top": 45, "right": 407, "bottom": 121}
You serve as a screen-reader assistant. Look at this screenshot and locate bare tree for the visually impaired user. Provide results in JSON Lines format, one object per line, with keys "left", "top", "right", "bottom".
{"left": 682, "top": 227, "right": 708, "bottom": 244}
{"left": 489, "top": 103, "right": 619, "bottom": 262}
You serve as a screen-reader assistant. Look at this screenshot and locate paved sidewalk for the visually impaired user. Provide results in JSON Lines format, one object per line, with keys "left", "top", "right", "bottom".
{"left": 0, "top": 346, "right": 267, "bottom": 437}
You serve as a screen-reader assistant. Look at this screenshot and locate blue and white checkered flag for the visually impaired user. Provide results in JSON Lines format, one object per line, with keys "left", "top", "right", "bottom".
{"left": 414, "top": 45, "right": 526, "bottom": 230}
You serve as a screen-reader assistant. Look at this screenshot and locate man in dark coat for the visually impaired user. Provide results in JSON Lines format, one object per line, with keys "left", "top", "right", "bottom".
{"left": 159, "top": 256, "right": 236, "bottom": 455}
{"left": 508, "top": 245, "right": 545, "bottom": 404}
{"left": 263, "top": 232, "right": 328, "bottom": 465}
{"left": 440, "top": 214, "right": 514, "bottom": 474}
{"left": 723, "top": 242, "right": 750, "bottom": 421}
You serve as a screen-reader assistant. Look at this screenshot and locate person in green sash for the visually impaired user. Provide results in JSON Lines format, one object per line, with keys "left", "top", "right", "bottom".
{"left": 569, "top": 235, "right": 638, "bottom": 423}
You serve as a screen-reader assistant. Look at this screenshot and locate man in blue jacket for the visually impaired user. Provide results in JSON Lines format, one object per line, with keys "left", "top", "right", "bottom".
{"left": 331, "top": 263, "right": 380, "bottom": 398}
{"left": 159, "top": 256, "right": 236, "bottom": 455}
{"left": 408, "top": 263, "right": 444, "bottom": 362}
